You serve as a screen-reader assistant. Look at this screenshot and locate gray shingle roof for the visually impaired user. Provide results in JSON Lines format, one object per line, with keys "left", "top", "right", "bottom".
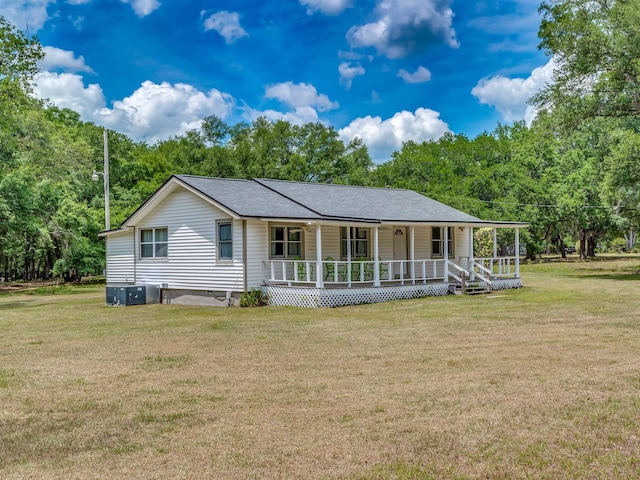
{"left": 175, "top": 175, "right": 322, "bottom": 219}
{"left": 176, "top": 175, "right": 486, "bottom": 224}
{"left": 255, "top": 178, "right": 482, "bottom": 223}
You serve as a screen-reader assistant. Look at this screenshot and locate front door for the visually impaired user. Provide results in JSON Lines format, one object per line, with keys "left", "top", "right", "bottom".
{"left": 393, "top": 227, "right": 408, "bottom": 276}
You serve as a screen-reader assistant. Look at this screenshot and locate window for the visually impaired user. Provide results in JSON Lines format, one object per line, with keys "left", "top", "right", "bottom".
{"left": 270, "top": 226, "right": 302, "bottom": 258}
{"left": 432, "top": 227, "right": 454, "bottom": 258}
{"left": 140, "top": 227, "right": 168, "bottom": 258}
{"left": 218, "top": 221, "right": 233, "bottom": 260}
{"left": 341, "top": 227, "right": 369, "bottom": 259}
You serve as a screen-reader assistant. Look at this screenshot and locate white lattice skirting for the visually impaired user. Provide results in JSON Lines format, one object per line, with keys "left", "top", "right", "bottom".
{"left": 490, "top": 278, "right": 522, "bottom": 290}
{"left": 263, "top": 283, "right": 451, "bottom": 308}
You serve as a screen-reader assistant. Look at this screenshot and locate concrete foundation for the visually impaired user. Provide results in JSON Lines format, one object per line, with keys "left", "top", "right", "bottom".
{"left": 161, "top": 289, "right": 240, "bottom": 306}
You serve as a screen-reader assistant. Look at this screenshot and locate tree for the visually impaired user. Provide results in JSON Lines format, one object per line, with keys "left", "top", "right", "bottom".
{"left": 602, "top": 129, "right": 640, "bottom": 250}
{"left": 535, "top": 0, "right": 640, "bottom": 124}
{"left": 0, "top": 16, "right": 44, "bottom": 92}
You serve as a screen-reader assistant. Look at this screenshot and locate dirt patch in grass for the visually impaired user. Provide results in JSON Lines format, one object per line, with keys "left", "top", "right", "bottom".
{"left": 1, "top": 260, "right": 640, "bottom": 479}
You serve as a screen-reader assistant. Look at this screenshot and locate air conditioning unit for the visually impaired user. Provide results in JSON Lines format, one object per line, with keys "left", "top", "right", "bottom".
{"left": 106, "top": 285, "right": 160, "bottom": 306}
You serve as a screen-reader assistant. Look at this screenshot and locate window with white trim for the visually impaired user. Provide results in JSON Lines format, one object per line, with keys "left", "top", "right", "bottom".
{"left": 341, "top": 227, "right": 369, "bottom": 259}
{"left": 270, "top": 226, "right": 302, "bottom": 258}
{"left": 217, "top": 221, "right": 233, "bottom": 260}
{"left": 140, "top": 227, "right": 168, "bottom": 258}
{"left": 432, "top": 226, "right": 454, "bottom": 258}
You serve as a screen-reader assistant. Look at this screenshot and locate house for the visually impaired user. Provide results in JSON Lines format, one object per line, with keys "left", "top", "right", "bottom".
{"left": 100, "top": 175, "right": 527, "bottom": 307}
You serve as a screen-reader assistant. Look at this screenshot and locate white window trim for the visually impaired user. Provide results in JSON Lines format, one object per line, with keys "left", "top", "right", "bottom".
{"left": 139, "top": 227, "right": 168, "bottom": 260}
{"left": 269, "top": 225, "right": 304, "bottom": 259}
{"left": 217, "top": 220, "right": 233, "bottom": 262}
{"left": 341, "top": 227, "right": 369, "bottom": 260}
{"left": 431, "top": 226, "right": 454, "bottom": 259}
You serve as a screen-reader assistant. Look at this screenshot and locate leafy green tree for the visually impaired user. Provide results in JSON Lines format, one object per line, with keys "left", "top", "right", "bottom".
{"left": 535, "top": 0, "right": 640, "bottom": 124}
{"left": 602, "top": 129, "right": 640, "bottom": 250}
{"left": 0, "top": 15, "right": 43, "bottom": 93}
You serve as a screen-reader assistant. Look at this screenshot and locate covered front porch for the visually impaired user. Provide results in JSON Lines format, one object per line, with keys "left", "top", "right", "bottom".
{"left": 260, "top": 222, "right": 524, "bottom": 307}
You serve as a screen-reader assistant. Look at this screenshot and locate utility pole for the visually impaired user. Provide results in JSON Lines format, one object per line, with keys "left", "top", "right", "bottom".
{"left": 103, "top": 128, "right": 110, "bottom": 231}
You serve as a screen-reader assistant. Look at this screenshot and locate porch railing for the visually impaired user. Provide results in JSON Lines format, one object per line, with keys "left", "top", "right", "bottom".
{"left": 262, "top": 259, "right": 449, "bottom": 286}
{"left": 473, "top": 257, "right": 517, "bottom": 278}
{"left": 263, "top": 257, "right": 519, "bottom": 287}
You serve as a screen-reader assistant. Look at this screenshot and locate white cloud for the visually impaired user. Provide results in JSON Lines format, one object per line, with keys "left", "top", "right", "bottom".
{"left": 471, "top": 58, "right": 555, "bottom": 123}
{"left": 33, "top": 73, "right": 235, "bottom": 144}
{"left": 242, "top": 82, "right": 339, "bottom": 126}
{"left": 347, "top": 0, "right": 458, "bottom": 59}
{"left": 397, "top": 66, "right": 431, "bottom": 84}
{"left": 204, "top": 11, "right": 248, "bottom": 44}
{"left": 338, "top": 62, "right": 365, "bottom": 90}
{"left": 39, "top": 46, "right": 95, "bottom": 74}
{"left": 265, "top": 82, "right": 339, "bottom": 112}
{"left": 242, "top": 106, "right": 321, "bottom": 125}
{"left": 0, "top": 0, "right": 159, "bottom": 30}
{"left": 300, "top": 0, "right": 352, "bottom": 15}
{"left": 338, "top": 108, "right": 450, "bottom": 162}
{"left": 69, "top": 15, "right": 85, "bottom": 30}
{"left": 95, "top": 81, "right": 235, "bottom": 143}
{"left": 33, "top": 71, "right": 106, "bottom": 118}
{"left": 119, "top": 0, "right": 161, "bottom": 17}
{"left": 0, "top": 0, "right": 55, "bottom": 30}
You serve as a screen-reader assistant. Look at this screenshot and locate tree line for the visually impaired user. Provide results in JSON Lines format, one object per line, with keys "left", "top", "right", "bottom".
{"left": 1, "top": 0, "right": 640, "bottom": 281}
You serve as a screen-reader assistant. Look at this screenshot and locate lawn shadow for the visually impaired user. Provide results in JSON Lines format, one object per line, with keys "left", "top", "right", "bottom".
{"left": 0, "top": 300, "right": 55, "bottom": 310}
{"left": 568, "top": 273, "right": 640, "bottom": 282}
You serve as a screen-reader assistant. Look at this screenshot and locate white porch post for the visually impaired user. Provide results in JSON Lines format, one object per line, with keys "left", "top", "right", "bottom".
{"left": 515, "top": 228, "right": 520, "bottom": 278}
{"left": 469, "top": 226, "right": 474, "bottom": 280}
{"left": 409, "top": 226, "right": 415, "bottom": 283}
{"left": 346, "top": 226, "right": 352, "bottom": 287}
{"left": 315, "top": 225, "right": 323, "bottom": 288}
{"left": 493, "top": 227, "right": 498, "bottom": 258}
{"left": 373, "top": 226, "right": 380, "bottom": 287}
{"left": 443, "top": 226, "right": 449, "bottom": 281}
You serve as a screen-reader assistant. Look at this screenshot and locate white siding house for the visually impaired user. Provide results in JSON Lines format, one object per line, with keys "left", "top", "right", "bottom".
{"left": 101, "top": 175, "right": 527, "bottom": 307}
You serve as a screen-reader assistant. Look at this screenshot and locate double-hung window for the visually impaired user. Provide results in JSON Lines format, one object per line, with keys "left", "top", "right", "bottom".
{"left": 341, "top": 227, "right": 369, "bottom": 259}
{"left": 270, "top": 226, "right": 302, "bottom": 258}
{"left": 140, "top": 227, "right": 168, "bottom": 259}
{"left": 218, "top": 221, "right": 233, "bottom": 260}
{"left": 432, "top": 226, "right": 454, "bottom": 258}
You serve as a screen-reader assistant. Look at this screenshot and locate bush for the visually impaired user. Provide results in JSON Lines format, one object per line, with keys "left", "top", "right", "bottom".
{"left": 240, "top": 288, "right": 269, "bottom": 307}
{"left": 610, "top": 237, "right": 627, "bottom": 253}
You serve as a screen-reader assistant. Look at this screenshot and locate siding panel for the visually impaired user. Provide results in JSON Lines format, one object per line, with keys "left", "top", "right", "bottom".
{"left": 379, "top": 229, "right": 393, "bottom": 260}
{"left": 321, "top": 226, "right": 341, "bottom": 260}
{"left": 246, "top": 220, "right": 268, "bottom": 289}
{"left": 106, "top": 231, "right": 135, "bottom": 284}
{"left": 456, "top": 227, "right": 471, "bottom": 264}
{"left": 132, "top": 189, "right": 245, "bottom": 292}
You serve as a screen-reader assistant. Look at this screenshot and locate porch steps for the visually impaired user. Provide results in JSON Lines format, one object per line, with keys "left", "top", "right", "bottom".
{"left": 448, "top": 282, "right": 491, "bottom": 295}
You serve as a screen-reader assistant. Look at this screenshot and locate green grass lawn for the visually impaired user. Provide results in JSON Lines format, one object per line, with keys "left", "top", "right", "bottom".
{"left": 1, "top": 256, "right": 640, "bottom": 479}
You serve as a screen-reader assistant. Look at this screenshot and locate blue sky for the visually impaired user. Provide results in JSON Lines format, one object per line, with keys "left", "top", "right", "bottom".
{"left": 6, "top": 0, "right": 553, "bottom": 161}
